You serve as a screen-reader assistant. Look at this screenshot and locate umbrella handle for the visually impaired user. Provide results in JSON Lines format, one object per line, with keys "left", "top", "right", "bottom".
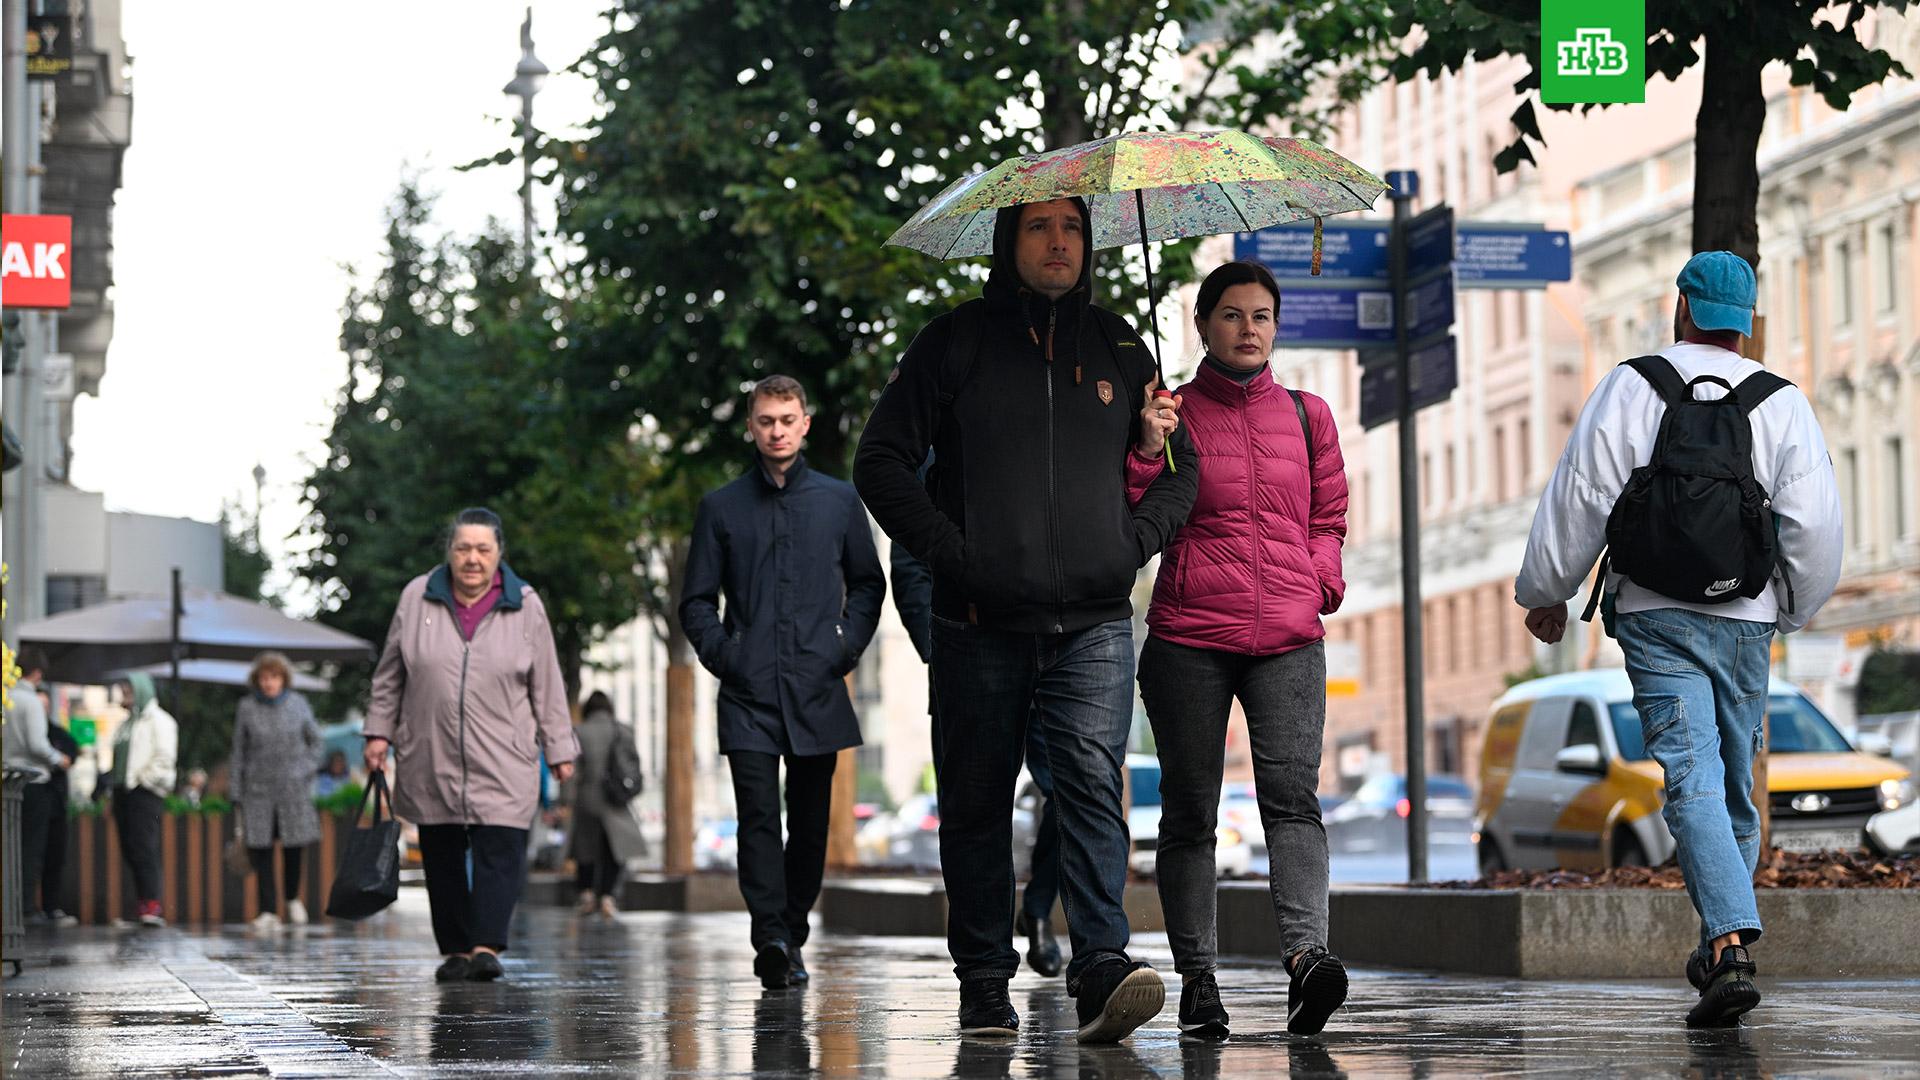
{"left": 1152, "top": 389, "right": 1177, "bottom": 473}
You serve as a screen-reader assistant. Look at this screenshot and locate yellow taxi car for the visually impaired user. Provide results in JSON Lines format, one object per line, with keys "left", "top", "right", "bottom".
{"left": 1476, "top": 669, "right": 1913, "bottom": 874}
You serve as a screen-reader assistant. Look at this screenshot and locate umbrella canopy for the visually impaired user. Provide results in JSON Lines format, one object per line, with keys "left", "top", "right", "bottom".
{"left": 887, "top": 131, "right": 1387, "bottom": 260}
{"left": 109, "top": 659, "right": 332, "bottom": 694}
{"left": 17, "top": 588, "right": 376, "bottom": 685}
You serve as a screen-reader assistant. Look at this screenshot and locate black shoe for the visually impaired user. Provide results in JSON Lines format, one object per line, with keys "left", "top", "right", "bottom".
{"left": 787, "top": 945, "right": 810, "bottom": 987}
{"left": 1286, "top": 945, "right": 1348, "bottom": 1036}
{"left": 465, "top": 951, "right": 505, "bottom": 981}
{"left": 434, "top": 955, "right": 472, "bottom": 983}
{"left": 958, "top": 978, "right": 1020, "bottom": 1036}
{"left": 1177, "top": 973, "right": 1230, "bottom": 1038}
{"left": 1685, "top": 945, "right": 1712, "bottom": 991}
{"left": 1073, "top": 959, "right": 1165, "bottom": 1044}
{"left": 1014, "top": 909, "right": 1064, "bottom": 978}
{"left": 1686, "top": 945, "right": 1760, "bottom": 1028}
{"left": 755, "top": 943, "right": 792, "bottom": 989}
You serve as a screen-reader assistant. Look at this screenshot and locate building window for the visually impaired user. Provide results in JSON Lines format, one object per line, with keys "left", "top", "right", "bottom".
{"left": 1835, "top": 238, "right": 1854, "bottom": 328}
{"left": 1878, "top": 223, "right": 1897, "bottom": 315}
{"left": 1516, "top": 295, "right": 1529, "bottom": 341}
{"left": 1783, "top": 257, "right": 1800, "bottom": 344}
{"left": 1517, "top": 417, "right": 1532, "bottom": 489}
{"left": 1890, "top": 436, "right": 1908, "bottom": 541}
{"left": 1422, "top": 452, "right": 1433, "bottom": 509}
{"left": 1445, "top": 445, "right": 1457, "bottom": 506}
{"left": 1493, "top": 423, "right": 1509, "bottom": 502}
{"left": 1843, "top": 447, "right": 1862, "bottom": 549}
{"left": 46, "top": 575, "right": 107, "bottom": 616}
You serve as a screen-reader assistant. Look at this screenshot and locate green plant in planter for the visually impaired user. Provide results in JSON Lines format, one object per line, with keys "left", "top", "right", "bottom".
{"left": 313, "top": 781, "right": 366, "bottom": 818}
{"left": 162, "top": 795, "right": 233, "bottom": 816}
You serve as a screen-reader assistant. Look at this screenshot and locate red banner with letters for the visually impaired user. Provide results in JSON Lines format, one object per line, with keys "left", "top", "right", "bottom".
{"left": 3, "top": 213, "right": 73, "bottom": 309}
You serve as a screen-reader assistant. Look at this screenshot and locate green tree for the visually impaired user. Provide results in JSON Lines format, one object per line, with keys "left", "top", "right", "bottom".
{"left": 1392, "top": 1, "right": 1911, "bottom": 268}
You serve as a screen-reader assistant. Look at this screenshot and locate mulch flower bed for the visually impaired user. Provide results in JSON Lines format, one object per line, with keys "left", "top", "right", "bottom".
{"left": 1440, "top": 848, "right": 1918, "bottom": 890}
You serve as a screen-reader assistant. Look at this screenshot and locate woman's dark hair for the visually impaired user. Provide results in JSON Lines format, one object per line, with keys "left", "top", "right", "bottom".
{"left": 1195, "top": 259, "right": 1282, "bottom": 320}
{"left": 447, "top": 507, "right": 505, "bottom": 555}
{"left": 582, "top": 690, "right": 615, "bottom": 717}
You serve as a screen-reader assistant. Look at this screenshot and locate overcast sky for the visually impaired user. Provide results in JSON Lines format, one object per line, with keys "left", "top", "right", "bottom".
{"left": 68, "top": 2, "right": 612, "bottom": 599}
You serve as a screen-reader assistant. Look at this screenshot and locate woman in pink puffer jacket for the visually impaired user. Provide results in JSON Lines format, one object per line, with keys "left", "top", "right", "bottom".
{"left": 1125, "top": 259, "right": 1351, "bottom": 1039}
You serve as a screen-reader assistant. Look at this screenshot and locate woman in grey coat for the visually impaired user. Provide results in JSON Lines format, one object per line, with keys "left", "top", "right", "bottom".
{"left": 569, "top": 691, "right": 648, "bottom": 916}
{"left": 231, "top": 651, "right": 323, "bottom": 929}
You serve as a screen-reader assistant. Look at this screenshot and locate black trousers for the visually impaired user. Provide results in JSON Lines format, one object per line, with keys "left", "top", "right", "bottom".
{"left": 111, "top": 787, "right": 165, "bottom": 902}
{"left": 589, "top": 827, "right": 620, "bottom": 899}
{"left": 247, "top": 845, "right": 304, "bottom": 914}
{"left": 40, "top": 785, "right": 68, "bottom": 915}
{"left": 727, "top": 750, "right": 837, "bottom": 952}
{"left": 417, "top": 824, "right": 528, "bottom": 955}
{"left": 19, "top": 781, "right": 57, "bottom": 915}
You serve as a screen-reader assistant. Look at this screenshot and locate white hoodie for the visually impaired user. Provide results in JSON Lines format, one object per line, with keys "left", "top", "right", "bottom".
{"left": 1515, "top": 341, "right": 1843, "bottom": 634}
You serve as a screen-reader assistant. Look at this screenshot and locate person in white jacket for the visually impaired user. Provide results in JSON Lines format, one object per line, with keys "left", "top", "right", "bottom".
{"left": 1515, "top": 250, "right": 1843, "bottom": 1029}
{"left": 107, "top": 671, "right": 179, "bottom": 927}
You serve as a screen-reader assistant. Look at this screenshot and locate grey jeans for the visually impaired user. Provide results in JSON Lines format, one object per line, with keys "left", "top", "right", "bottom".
{"left": 1138, "top": 635, "right": 1329, "bottom": 974}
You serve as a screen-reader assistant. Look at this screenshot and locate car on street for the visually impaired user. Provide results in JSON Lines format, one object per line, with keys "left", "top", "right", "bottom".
{"left": 1476, "top": 669, "right": 1914, "bottom": 874}
{"left": 1322, "top": 772, "right": 1476, "bottom": 854}
{"left": 1126, "top": 755, "right": 1253, "bottom": 878}
{"left": 1866, "top": 800, "right": 1920, "bottom": 855}
{"left": 693, "top": 818, "right": 739, "bottom": 871}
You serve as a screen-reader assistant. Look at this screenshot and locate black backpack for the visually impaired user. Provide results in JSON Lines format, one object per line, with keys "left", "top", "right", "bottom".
{"left": 1581, "top": 355, "right": 1796, "bottom": 623}
{"left": 601, "top": 729, "right": 643, "bottom": 806}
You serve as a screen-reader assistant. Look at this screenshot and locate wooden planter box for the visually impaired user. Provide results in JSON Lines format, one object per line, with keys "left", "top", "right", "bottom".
{"left": 56, "top": 811, "right": 356, "bottom": 926}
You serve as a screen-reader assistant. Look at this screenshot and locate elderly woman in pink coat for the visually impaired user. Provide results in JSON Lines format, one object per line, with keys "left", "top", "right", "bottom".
{"left": 1126, "top": 260, "right": 1351, "bottom": 1039}
{"left": 365, "top": 507, "right": 578, "bottom": 983}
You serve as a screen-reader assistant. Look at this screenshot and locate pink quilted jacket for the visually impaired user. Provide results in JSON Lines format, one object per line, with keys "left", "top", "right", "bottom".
{"left": 1127, "top": 362, "right": 1349, "bottom": 655}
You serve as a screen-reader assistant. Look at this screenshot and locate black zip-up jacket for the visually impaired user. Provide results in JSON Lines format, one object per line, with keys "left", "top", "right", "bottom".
{"left": 854, "top": 200, "right": 1200, "bottom": 634}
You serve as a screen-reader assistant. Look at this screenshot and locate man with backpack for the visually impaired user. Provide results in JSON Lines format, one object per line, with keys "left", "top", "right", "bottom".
{"left": 854, "top": 197, "right": 1198, "bottom": 1042}
{"left": 1515, "top": 250, "right": 1843, "bottom": 1027}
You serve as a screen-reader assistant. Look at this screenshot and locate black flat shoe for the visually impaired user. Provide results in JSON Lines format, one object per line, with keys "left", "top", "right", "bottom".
{"left": 465, "top": 951, "right": 505, "bottom": 981}
{"left": 1014, "top": 909, "right": 1064, "bottom": 978}
{"left": 434, "top": 955, "right": 472, "bottom": 983}
{"left": 787, "top": 945, "right": 810, "bottom": 986}
{"left": 755, "top": 943, "right": 792, "bottom": 989}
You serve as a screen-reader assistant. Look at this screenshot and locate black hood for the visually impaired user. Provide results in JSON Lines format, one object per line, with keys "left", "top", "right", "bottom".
{"left": 983, "top": 196, "right": 1094, "bottom": 311}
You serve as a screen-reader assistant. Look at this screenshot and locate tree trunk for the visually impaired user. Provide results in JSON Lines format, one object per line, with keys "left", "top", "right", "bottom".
{"left": 825, "top": 744, "right": 859, "bottom": 869}
{"left": 1691, "top": 28, "right": 1767, "bottom": 271}
{"left": 1043, "top": 0, "right": 1091, "bottom": 150}
{"left": 663, "top": 538, "right": 697, "bottom": 876}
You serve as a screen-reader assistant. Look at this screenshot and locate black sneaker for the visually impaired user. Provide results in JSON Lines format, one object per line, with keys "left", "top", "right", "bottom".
{"left": 755, "top": 943, "right": 793, "bottom": 989}
{"left": 787, "top": 945, "right": 810, "bottom": 987}
{"left": 1073, "top": 959, "right": 1165, "bottom": 1044}
{"left": 434, "top": 955, "right": 472, "bottom": 983}
{"left": 465, "top": 951, "right": 505, "bottom": 981}
{"left": 1686, "top": 945, "right": 1760, "bottom": 1028}
{"left": 1286, "top": 945, "right": 1348, "bottom": 1036}
{"left": 1014, "top": 909, "right": 1063, "bottom": 978}
{"left": 1177, "top": 973, "right": 1230, "bottom": 1038}
{"left": 958, "top": 978, "right": 1019, "bottom": 1037}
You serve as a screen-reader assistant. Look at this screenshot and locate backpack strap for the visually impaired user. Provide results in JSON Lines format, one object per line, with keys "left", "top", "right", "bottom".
{"left": 1729, "top": 370, "right": 1792, "bottom": 415}
{"left": 1288, "top": 388, "right": 1315, "bottom": 480}
{"left": 1622, "top": 354, "right": 1688, "bottom": 406}
{"left": 933, "top": 299, "right": 986, "bottom": 445}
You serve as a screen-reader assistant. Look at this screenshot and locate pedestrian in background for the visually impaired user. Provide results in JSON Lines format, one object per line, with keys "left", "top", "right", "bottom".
{"left": 854, "top": 196, "right": 1197, "bottom": 1042}
{"left": 106, "top": 672, "right": 177, "bottom": 928}
{"left": 41, "top": 688, "right": 82, "bottom": 925}
{"left": 1517, "top": 251, "right": 1843, "bottom": 1027}
{"left": 231, "top": 651, "right": 324, "bottom": 931}
{"left": 680, "top": 374, "right": 886, "bottom": 990}
{"left": 314, "top": 750, "right": 356, "bottom": 798}
{"left": 4, "top": 648, "right": 72, "bottom": 926}
{"left": 568, "top": 690, "right": 647, "bottom": 917}
{"left": 365, "top": 506, "right": 579, "bottom": 983}
{"left": 1130, "top": 259, "right": 1351, "bottom": 1038}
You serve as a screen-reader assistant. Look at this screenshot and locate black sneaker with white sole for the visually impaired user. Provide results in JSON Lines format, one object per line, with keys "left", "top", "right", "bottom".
{"left": 958, "top": 978, "right": 1019, "bottom": 1036}
{"left": 1177, "top": 972, "right": 1230, "bottom": 1038}
{"left": 1286, "top": 945, "right": 1348, "bottom": 1036}
{"left": 1686, "top": 944, "right": 1760, "bottom": 1028}
{"left": 1073, "top": 959, "right": 1165, "bottom": 1044}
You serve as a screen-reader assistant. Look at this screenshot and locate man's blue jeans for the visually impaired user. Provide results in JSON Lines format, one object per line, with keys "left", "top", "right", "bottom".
{"left": 1616, "top": 608, "right": 1775, "bottom": 950}
{"left": 931, "top": 616, "right": 1135, "bottom": 984}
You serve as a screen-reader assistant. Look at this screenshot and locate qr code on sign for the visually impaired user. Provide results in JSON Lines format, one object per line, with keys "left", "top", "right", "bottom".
{"left": 1356, "top": 293, "right": 1392, "bottom": 330}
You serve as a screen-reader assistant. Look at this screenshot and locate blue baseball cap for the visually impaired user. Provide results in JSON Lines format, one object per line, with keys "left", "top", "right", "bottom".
{"left": 1676, "top": 251, "right": 1756, "bottom": 336}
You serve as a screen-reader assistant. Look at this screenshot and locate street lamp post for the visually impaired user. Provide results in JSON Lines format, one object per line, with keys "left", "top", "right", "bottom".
{"left": 502, "top": 7, "right": 547, "bottom": 273}
{"left": 252, "top": 462, "right": 266, "bottom": 549}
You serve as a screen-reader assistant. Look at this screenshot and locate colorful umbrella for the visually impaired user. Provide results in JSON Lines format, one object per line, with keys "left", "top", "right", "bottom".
{"left": 887, "top": 129, "right": 1386, "bottom": 465}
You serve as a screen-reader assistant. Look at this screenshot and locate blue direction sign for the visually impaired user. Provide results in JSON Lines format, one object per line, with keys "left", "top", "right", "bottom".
{"left": 1455, "top": 226, "right": 1572, "bottom": 287}
{"left": 1275, "top": 269, "right": 1454, "bottom": 351}
{"left": 1387, "top": 170, "right": 1419, "bottom": 199}
{"left": 1406, "top": 206, "right": 1454, "bottom": 279}
{"left": 1358, "top": 335, "right": 1458, "bottom": 430}
{"left": 1233, "top": 222, "right": 1390, "bottom": 281}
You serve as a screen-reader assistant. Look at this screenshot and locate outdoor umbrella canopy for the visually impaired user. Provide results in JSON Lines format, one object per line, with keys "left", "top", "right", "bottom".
{"left": 110, "top": 658, "right": 332, "bottom": 694}
{"left": 17, "top": 588, "right": 375, "bottom": 685}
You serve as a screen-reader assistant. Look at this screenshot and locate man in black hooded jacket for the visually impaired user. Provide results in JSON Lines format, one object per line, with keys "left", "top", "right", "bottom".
{"left": 854, "top": 197, "right": 1198, "bottom": 1043}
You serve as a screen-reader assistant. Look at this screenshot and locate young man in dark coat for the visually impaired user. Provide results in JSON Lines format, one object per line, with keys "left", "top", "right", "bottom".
{"left": 854, "top": 197, "right": 1198, "bottom": 1042}
{"left": 680, "top": 374, "right": 887, "bottom": 989}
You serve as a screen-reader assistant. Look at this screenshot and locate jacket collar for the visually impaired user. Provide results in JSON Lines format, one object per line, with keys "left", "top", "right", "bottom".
{"left": 425, "top": 562, "right": 527, "bottom": 613}
{"left": 1193, "top": 354, "right": 1277, "bottom": 403}
{"left": 755, "top": 452, "right": 811, "bottom": 493}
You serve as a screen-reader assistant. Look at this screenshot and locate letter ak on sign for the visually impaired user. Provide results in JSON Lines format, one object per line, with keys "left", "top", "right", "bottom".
{"left": 2, "top": 214, "right": 73, "bottom": 309}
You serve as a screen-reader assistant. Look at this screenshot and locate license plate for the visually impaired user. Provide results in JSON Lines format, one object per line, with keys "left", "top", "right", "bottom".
{"left": 1772, "top": 827, "right": 1860, "bottom": 853}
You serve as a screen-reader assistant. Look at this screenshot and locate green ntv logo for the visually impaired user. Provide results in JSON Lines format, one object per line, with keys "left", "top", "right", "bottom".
{"left": 1540, "top": 0, "right": 1644, "bottom": 105}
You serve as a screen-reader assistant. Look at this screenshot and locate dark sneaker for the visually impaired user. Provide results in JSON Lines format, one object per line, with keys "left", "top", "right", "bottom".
{"left": 434, "top": 955, "right": 472, "bottom": 983}
{"left": 1177, "top": 973, "right": 1230, "bottom": 1038}
{"left": 1014, "top": 909, "right": 1063, "bottom": 978}
{"left": 1686, "top": 945, "right": 1760, "bottom": 1028}
{"left": 1073, "top": 959, "right": 1165, "bottom": 1044}
{"left": 958, "top": 978, "right": 1019, "bottom": 1037}
{"left": 465, "top": 951, "right": 505, "bottom": 981}
{"left": 755, "top": 943, "right": 792, "bottom": 989}
{"left": 1286, "top": 946, "right": 1348, "bottom": 1036}
{"left": 787, "top": 945, "right": 810, "bottom": 987}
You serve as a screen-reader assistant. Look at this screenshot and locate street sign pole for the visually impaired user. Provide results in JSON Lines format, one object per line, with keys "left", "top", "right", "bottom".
{"left": 1390, "top": 178, "right": 1430, "bottom": 885}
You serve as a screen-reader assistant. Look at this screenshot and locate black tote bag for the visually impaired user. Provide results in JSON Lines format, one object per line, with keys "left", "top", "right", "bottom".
{"left": 325, "top": 770, "right": 401, "bottom": 920}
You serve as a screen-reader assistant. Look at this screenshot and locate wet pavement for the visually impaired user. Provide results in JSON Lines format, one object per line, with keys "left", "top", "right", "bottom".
{"left": 5, "top": 889, "right": 1918, "bottom": 1077}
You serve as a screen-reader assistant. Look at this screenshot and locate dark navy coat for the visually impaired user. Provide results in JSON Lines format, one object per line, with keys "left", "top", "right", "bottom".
{"left": 678, "top": 455, "right": 886, "bottom": 756}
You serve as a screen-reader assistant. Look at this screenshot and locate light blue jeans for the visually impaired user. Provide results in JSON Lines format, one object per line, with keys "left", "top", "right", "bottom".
{"left": 1615, "top": 608, "right": 1774, "bottom": 950}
